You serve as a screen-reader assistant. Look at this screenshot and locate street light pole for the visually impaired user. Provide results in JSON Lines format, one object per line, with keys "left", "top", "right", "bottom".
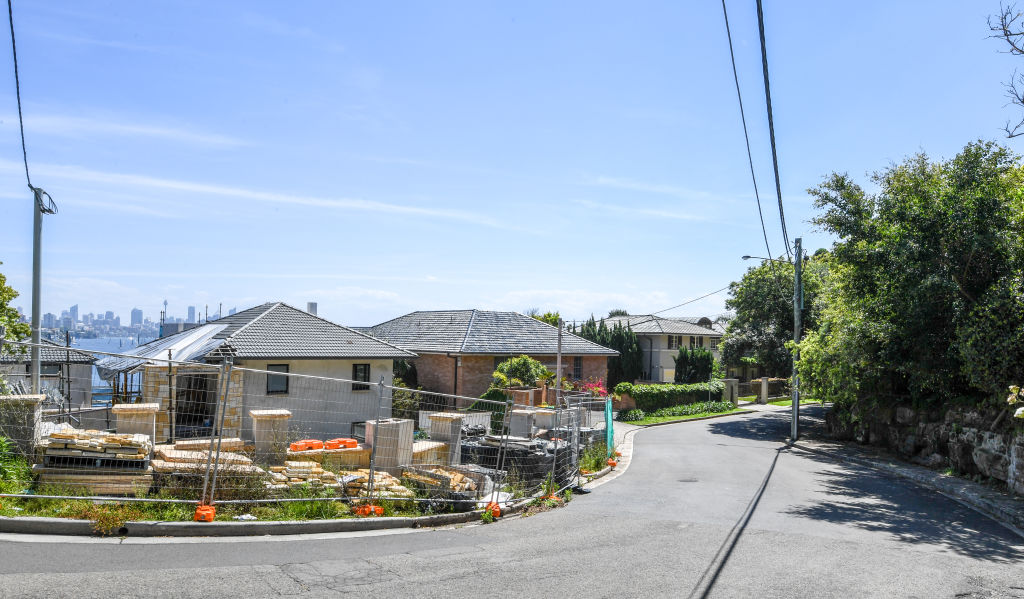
{"left": 791, "top": 237, "right": 802, "bottom": 441}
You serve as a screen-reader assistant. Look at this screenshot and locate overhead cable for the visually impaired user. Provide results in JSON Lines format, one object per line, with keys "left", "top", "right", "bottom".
{"left": 721, "top": 0, "right": 775, "bottom": 270}
{"left": 755, "top": 0, "right": 788, "bottom": 259}
{"left": 6, "top": 0, "right": 55, "bottom": 214}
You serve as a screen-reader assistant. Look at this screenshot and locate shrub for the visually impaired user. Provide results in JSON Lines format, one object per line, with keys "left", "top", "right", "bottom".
{"left": 618, "top": 409, "right": 646, "bottom": 422}
{"left": 614, "top": 381, "right": 725, "bottom": 412}
{"left": 674, "top": 347, "right": 715, "bottom": 383}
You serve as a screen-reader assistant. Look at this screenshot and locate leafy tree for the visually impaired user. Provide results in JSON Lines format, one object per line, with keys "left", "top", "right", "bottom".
{"left": 525, "top": 308, "right": 560, "bottom": 327}
{"left": 673, "top": 347, "right": 715, "bottom": 383}
{"left": 800, "top": 141, "right": 1024, "bottom": 405}
{"left": 493, "top": 355, "right": 552, "bottom": 388}
{"left": 0, "top": 264, "right": 29, "bottom": 344}
{"left": 607, "top": 308, "right": 629, "bottom": 317}
{"left": 720, "top": 254, "right": 828, "bottom": 376}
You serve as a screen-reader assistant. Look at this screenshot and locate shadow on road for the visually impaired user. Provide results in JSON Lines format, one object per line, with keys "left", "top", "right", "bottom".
{"left": 785, "top": 452, "right": 1024, "bottom": 562}
{"left": 706, "top": 404, "right": 1024, "bottom": 562}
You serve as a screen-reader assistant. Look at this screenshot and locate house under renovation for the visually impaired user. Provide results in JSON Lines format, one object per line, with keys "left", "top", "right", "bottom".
{"left": 95, "top": 302, "right": 415, "bottom": 442}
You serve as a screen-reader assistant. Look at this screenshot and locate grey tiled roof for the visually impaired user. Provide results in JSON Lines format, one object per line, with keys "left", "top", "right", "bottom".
{"left": 0, "top": 339, "right": 96, "bottom": 364}
{"left": 366, "top": 310, "right": 618, "bottom": 356}
{"left": 209, "top": 303, "right": 416, "bottom": 360}
{"left": 602, "top": 315, "right": 723, "bottom": 337}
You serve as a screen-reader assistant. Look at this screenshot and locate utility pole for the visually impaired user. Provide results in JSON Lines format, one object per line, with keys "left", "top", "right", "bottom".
{"left": 791, "top": 237, "right": 803, "bottom": 441}
{"left": 30, "top": 190, "right": 43, "bottom": 393}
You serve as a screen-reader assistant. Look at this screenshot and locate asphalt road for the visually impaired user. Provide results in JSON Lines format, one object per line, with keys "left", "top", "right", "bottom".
{"left": 1, "top": 407, "right": 1022, "bottom": 598}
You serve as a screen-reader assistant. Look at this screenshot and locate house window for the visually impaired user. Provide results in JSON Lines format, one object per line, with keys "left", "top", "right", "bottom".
{"left": 573, "top": 357, "right": 582, "bottom": 379}
{"left": 710, "top": 337, "right": 719, "bottom": 350}
{"left": 26, "top": 363, "right": 60, "bottom": 376}
{"left": 667, "top": 335, "right": 683, "bottom": 349}
{"left": 352, "top": 363, "right": 370, "bottom": 391}
{"left": 266, "top": 364, "right": 289, "bottom": 394}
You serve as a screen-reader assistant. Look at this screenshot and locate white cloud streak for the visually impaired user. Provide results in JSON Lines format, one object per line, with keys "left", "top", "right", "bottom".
{"left": 572, "top": 199, "right": 706, "bottom": 222}
{"left": 0, "top": 160, "right": 507, "bottom": 229}
{"left": 584, "top": 175, "right": 716, "bottom": 201}
{"left": 1, "top": 114, "right": 245, "bottom": 146}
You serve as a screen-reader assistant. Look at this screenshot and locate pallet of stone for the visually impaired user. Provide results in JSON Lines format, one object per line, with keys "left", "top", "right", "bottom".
{"left": 154, "top": 446, "right": 252, "bottom": 466}
{"left": 411, "top": 441, "right": 450, "bottom": 466}
{"left": 402, "top": 465, "right": 478, "bottom": 494}
{"left": 150, "top": 459, "right": 265, "bottom": 475}
{"left": 286, "top": 445, "right": 372, "bottom": 471}
{"left": 172, "top": 438, "right": 246, "bottom": 452}
{"left": 32, "top": 464, "right": 154, "bottom": 496}
{"left": 337, "top": 469, "right": 415, "bottom": 499}
{"left": 42, "top": 454, "right": 150, "bottom": 471}
{"left": 266, "top": 460, "right": 342, "bottom": 490}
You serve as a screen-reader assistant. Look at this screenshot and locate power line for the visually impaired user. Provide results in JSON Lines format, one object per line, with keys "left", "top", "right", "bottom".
{"left": 721, "top": 0, "right": 775, "bottom": 269}
{"left": 7, "top": 0, "right": 55, "bottom": 213}
{"left": 755, "top": 0, "right": 789, "bottom": 260}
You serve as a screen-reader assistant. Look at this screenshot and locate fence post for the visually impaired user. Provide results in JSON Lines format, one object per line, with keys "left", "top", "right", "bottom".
{"left": 605, "top": 398, "right": 614, "bottom": 458}
{"left": 200, "top": 359, "right": 230, "bottom": 505}
{"left": 489, "top": 394, "right": 514, "bottom": 508}
{"left": 206, "top": 358, "right": 234, "bottom": 504}
{"left": 365, "top": 375, "right": 385, "bottom": 506}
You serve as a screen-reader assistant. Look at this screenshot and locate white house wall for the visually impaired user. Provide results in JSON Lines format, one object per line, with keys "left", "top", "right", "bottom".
{"left": 237, "top": 359, "right": 394, "bottom": 440}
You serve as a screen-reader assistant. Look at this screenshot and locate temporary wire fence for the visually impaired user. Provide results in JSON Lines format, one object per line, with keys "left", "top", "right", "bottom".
{"left": 0, "top": 340, "right": 613, "bottom": 520}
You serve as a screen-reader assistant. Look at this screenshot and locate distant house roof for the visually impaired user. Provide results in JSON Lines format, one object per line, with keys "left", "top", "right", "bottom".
{"left": 601, "top": 315, "right": 724, "bottom": 337}
{"left": 0, "top": 339, "right": 96, "bottom": 364}
{"left": 364, "top": 310, "right": 618, "bottom": 356}
{"left": 96, "top": 302, "right": 414, "bottom": 377}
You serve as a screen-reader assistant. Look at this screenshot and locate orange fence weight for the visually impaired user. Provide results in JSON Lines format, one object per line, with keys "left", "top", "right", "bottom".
{"left": 324, "top": 438, "right": 358, "bottom": 450}
{"left": 193, "top": 505, "right": 216, "bottom": 522}
{"left": 289, "top": 439, "right": 324, "bottom": 452}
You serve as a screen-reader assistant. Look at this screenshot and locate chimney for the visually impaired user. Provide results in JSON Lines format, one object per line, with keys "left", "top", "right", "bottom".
{"left": 307, "top": 302, "right": 318, "bottom": 316}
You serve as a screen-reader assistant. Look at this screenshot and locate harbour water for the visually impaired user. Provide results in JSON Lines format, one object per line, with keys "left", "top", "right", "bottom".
{"left": 70, "top": 336, "right": 156, "bottom": 391}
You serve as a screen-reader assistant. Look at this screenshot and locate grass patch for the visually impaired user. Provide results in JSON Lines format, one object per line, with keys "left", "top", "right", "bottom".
{"left": 630, "top": 407, "right": 746, "bottom": 426}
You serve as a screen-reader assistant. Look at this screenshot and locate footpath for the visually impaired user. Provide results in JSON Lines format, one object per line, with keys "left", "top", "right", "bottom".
{"left": 740, "top": 401, "right": 1024, "bottom": 535}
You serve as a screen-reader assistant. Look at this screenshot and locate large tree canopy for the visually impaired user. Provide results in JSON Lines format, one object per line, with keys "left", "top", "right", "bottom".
{"left": 799, "top": 141, "right": 1024, "bottom": 405}
{"left": 0, "top": 264, "right": 29, "bottom": 344}
{"left": 720, "top": 253, "right": 828, "bottom": 377}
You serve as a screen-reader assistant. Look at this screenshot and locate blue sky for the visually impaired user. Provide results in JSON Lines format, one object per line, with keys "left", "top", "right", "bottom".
{"left": 0, "top": 1, "right": 1019, "bottom": 327}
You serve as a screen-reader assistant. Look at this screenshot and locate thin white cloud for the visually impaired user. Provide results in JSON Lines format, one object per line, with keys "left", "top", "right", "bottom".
{"left": 1, "top": 114, "right": 245, "bottom": 146}
{"left": 584, "top": 175, "right": 715, "bottom": 201}
{"left": 0, "top": 160, "right": 508, "bottom": 229}
{"left": 572, "top": 199, "right": 706, "bottom": 222}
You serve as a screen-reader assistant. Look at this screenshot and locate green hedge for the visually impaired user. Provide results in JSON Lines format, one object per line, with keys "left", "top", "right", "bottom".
{"left": 614, "top": 381, "right": 725, "bottom": 412}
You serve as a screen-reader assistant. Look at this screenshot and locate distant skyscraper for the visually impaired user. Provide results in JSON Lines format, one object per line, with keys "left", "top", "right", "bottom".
{"left": 42, "top": 313, "right": 56, "bottom": 329}
{"left": 228, "top": 307, "right": 236, "bottom": 316}
{"left": 105, "top": 310, "right": 114, "bottom": 321}
{"left": 69, "top": 304, "right": 79, "bottom": 324}
{"left": 131, "top": 308, "right": 143, "bottom": 327}
{"left": 187, "top": 306, "right": 196, "bottom": 324}
{"left": 61, "top": 316, "right": 72, "bottom": 330}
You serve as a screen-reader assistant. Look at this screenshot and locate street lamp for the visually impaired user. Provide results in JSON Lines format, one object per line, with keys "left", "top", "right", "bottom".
{"left": 741, "top": 239, "right": 804, "bottom": 441}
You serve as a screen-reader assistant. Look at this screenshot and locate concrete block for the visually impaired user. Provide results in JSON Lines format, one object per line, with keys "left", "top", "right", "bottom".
{"left": 250, "top": 409, "right": 291, "bottom": 463}
{"left": 510, "top": 409, "right": 536, "bottom": 438}
{"left": 366, "top": 418, "right": 414, "bottom": 470}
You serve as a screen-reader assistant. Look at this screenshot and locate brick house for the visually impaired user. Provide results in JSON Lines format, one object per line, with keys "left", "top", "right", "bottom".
{"left": 95, "top": 302, "right": 415, "bottom": 441}
{"left": 364, "top": 310, "right": 618, "bottom": 398}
